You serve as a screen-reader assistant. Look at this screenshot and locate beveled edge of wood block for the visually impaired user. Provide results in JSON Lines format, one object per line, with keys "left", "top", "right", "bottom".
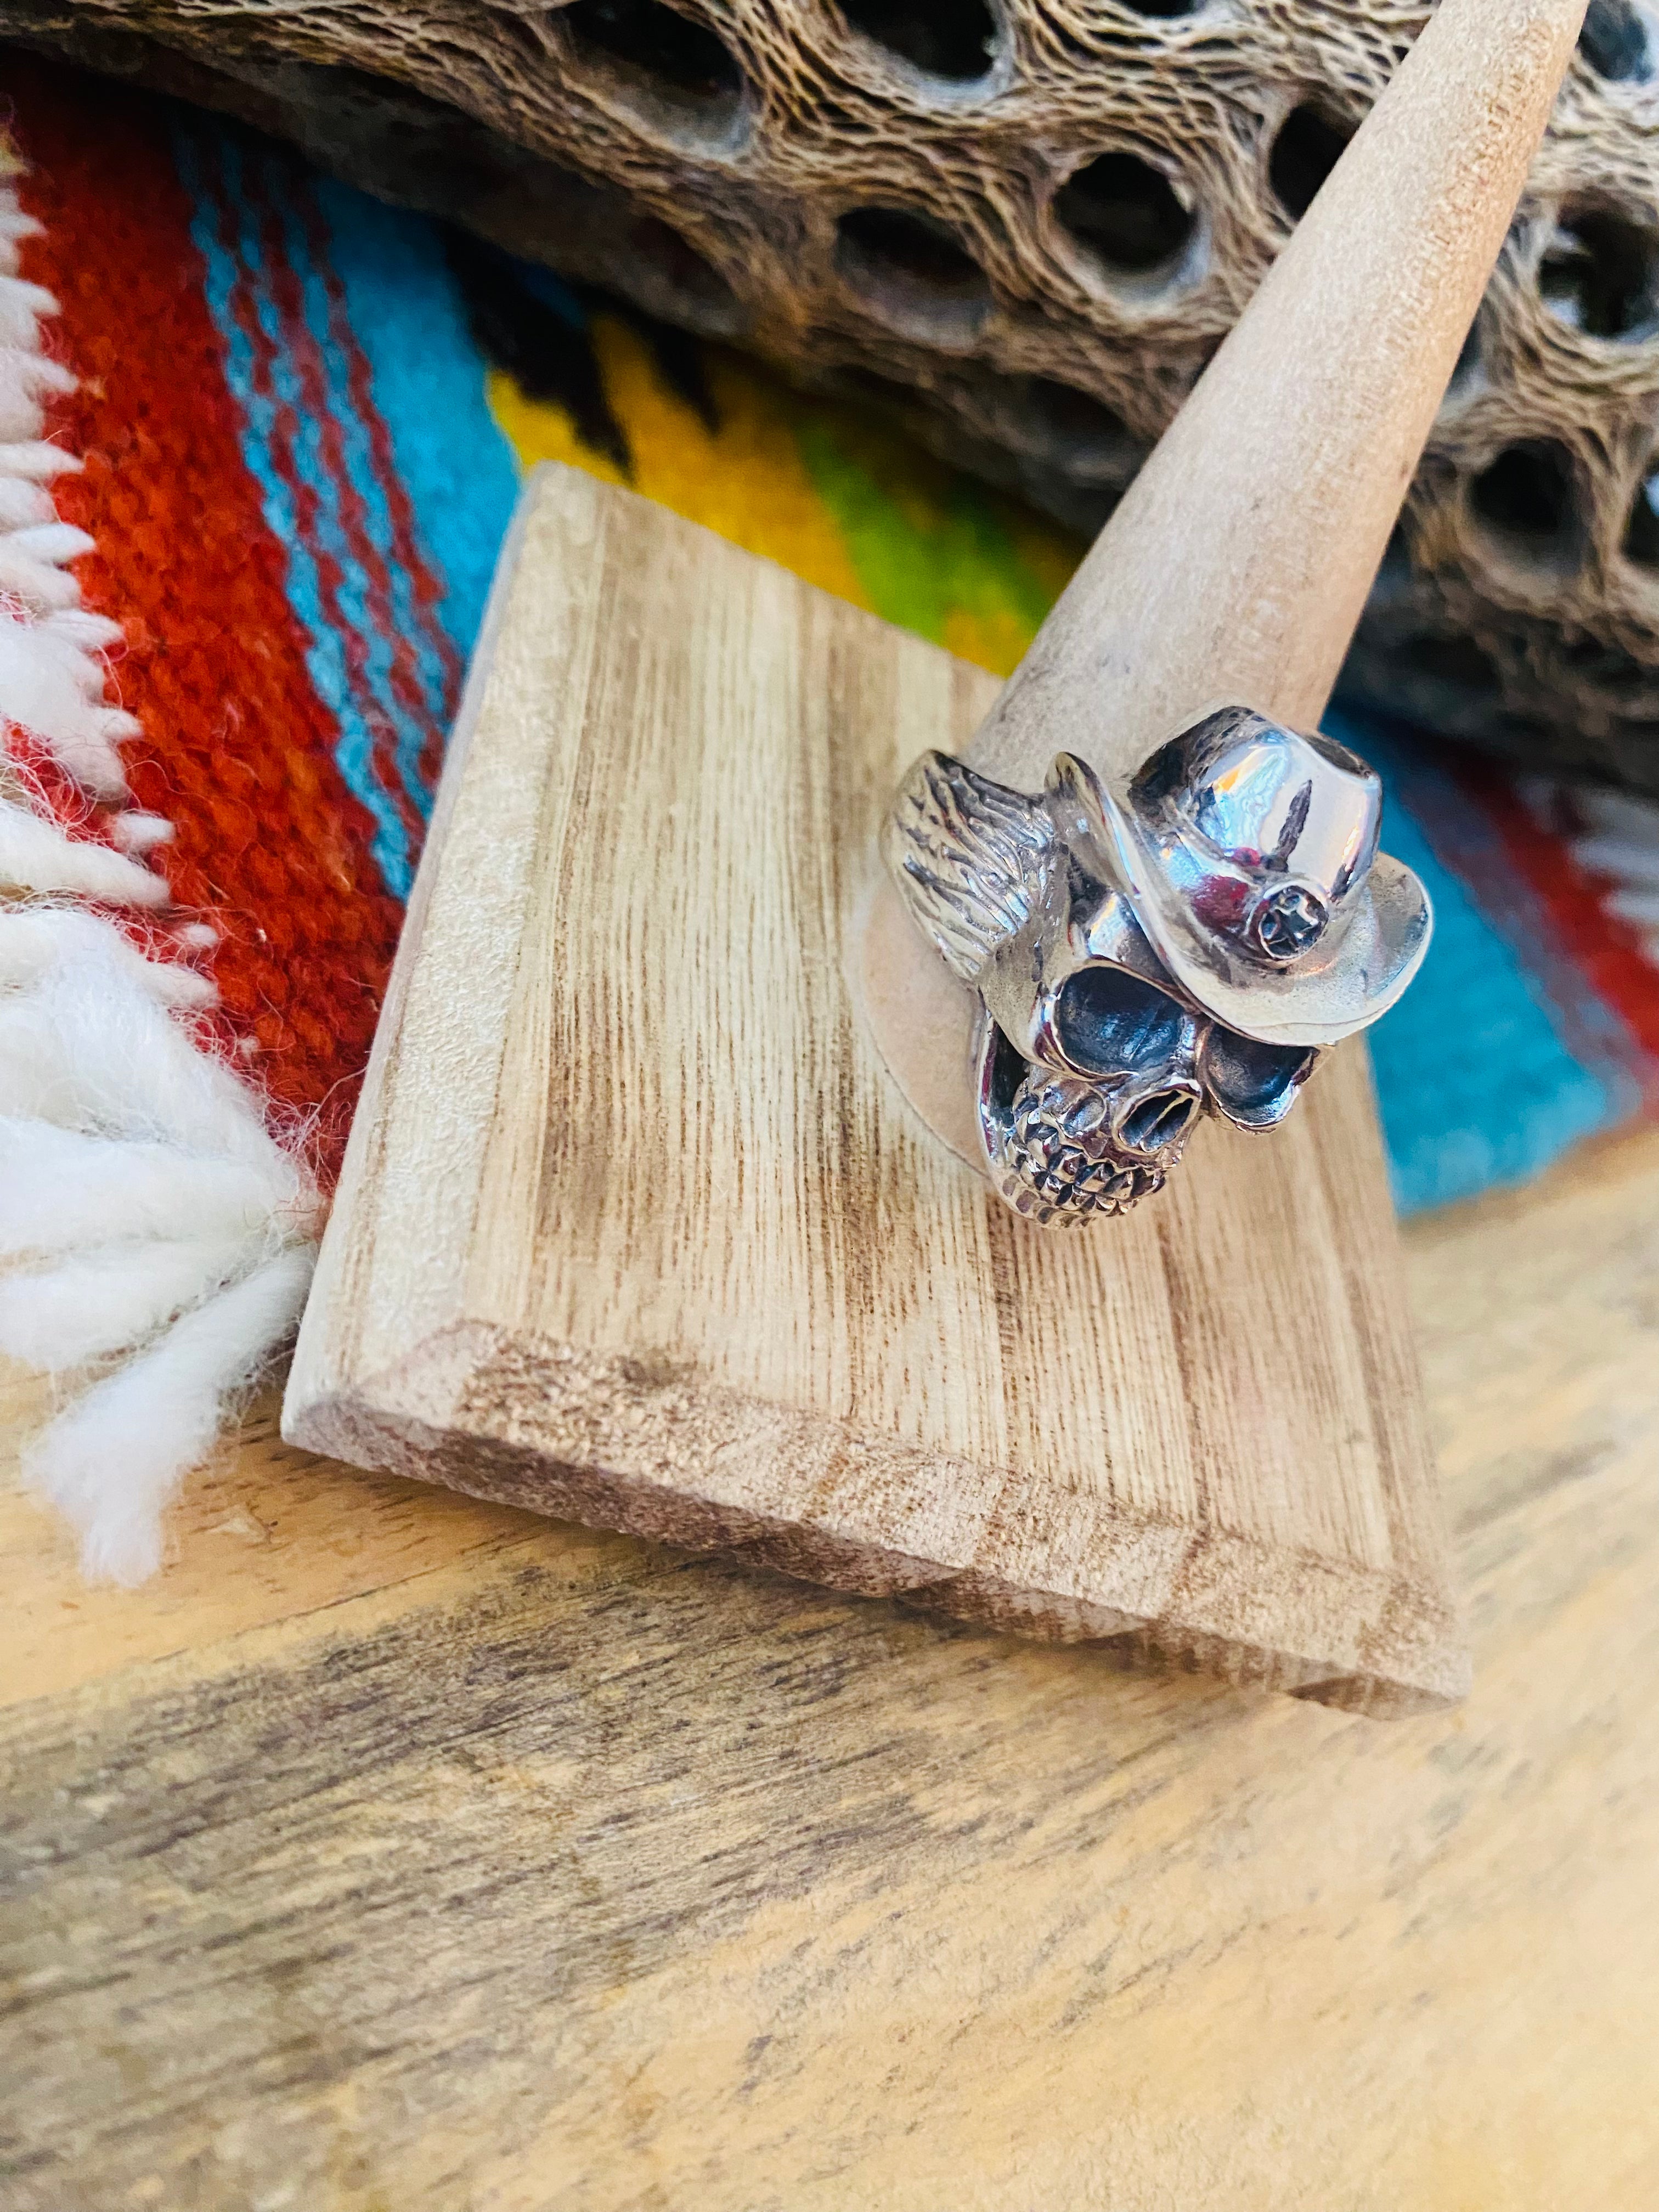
{"left": 285, "top": 1320, "right": 1471, "bottom": 1719}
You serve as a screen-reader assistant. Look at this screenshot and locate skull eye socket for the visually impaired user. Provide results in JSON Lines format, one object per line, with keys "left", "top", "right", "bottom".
{"left": 1203, "top": 1028, "right": 1316, "bottom": 1127}
{"left": 1054, "top": 964, "right": 1187, "bottom": 1076}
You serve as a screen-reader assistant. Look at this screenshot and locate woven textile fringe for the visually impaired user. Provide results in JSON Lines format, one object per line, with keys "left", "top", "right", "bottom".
{"left": 1, "top": 153, "right": 318, "bottom": 1583}
{"left": 1514, "top": 771, "right": 1659, "bottom": 980}
{"left": 1564, "top": 789, "right": 1659, "bottom": 965}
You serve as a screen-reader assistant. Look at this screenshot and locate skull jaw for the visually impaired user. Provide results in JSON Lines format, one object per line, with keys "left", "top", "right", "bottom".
{"left": 977, "top": 1025, "right": 1194, "bottom": 1227}
{"left": 989, "top": 1135, "right": 1169, "bottom": 1227}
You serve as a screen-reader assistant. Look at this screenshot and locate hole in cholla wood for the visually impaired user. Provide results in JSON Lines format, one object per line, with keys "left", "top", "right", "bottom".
{"left": 835, "top": 204, "right": 994, "bottom": 340}
{"left": 838, "top": 0, "right": 1001, "bottom": 81}
{"left": 1623, "top": 464, "right": 1659, "bottom": 565}
{"left": 1539, "top": 199, "right": 1659, "bottom": 340}
{"left": 996, "top": 375, "right": 1146, "bottom": 481}
{"left": 1270, "top": 103, "right": 1356, "bottom": 223}
{"left": 1054, "top": 151, "right": 1198, "bottom": 284}
{"left": 561, "top": 0, "right": 746, "bottom": 127}
{"left": 628, "top": 215, "right": 742, "bottom": 324}
{"left": 1447, "top": 311, "right": 1483, "bottom": 394}
{"left": 1578, "top": 0, "right": 1655, "bottom": 82}
{"left": 1470, "top": 441, "right": 1584, "bottom": 568}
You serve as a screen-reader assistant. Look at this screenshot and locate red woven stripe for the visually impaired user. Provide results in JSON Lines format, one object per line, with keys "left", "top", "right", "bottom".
{"left": 1456, "top": 765, "right": 1659, "bottom": 1084}
{"left": 223, "top": 155, "right": 427, "bottom": 859}
{"left": 12, "top": 59, "right": 405, "bottom": 1177}
{"left": 248, "top": 156, "right": 441, "bottom": 834}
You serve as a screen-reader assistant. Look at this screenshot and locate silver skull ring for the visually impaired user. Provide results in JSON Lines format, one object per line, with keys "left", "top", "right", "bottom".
{"left": 881, "top": 706, "right": 1432, "bottom": 1226}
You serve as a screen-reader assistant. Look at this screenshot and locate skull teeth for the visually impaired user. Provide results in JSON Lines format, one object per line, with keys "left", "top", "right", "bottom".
{"left": 993, "top": 1069, "right": 1181, "bottom": 1222}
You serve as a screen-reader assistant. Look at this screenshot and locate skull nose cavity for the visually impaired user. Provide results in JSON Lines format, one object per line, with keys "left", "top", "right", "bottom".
{"left": 1119, "top": 1085, "right": 1199, "bottom": 1155}
{"left": 1060, "top": 1090, "right": 1110, "bottom": 1136}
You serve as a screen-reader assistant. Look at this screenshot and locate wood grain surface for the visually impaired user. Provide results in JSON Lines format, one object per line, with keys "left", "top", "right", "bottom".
{"left": 4, "top": 1124, "right": 1657, "bottom": 2210}
{"left": 285, "top": 464, "right": 1459, "bottom": 1713}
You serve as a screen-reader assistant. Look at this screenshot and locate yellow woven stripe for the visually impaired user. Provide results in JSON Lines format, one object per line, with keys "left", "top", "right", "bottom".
{"left": 487, "top": 310, "right": 1086, "bottom": 680}
{"left": 487, "top": 320, "right": 873, "bottom": 613}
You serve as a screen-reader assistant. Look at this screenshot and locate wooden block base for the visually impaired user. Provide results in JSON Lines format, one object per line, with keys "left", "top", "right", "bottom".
{"left": 284, "top": 466, "right": 1468, "bottom": 1716}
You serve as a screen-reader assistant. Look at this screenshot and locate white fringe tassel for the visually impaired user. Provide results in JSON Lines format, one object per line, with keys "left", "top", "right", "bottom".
{"left": 1564, "top": 786, "right": 1659, "bottom": 969}
{"left": 1517, "top": 775, "right": 1659, "bottom": 971}
{"left": 2, "top": 154, "right": 319, "bottom": 1584}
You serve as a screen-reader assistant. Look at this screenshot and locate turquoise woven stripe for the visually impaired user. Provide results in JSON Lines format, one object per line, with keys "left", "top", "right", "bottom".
{"left": 313, "top": 178, "right": 520, "bottom": 673}
{"left": 1340, "top": 712, "right": 1622, "bottom": 1212}
{"left": 177, "top": 127, "right": 416, "bottom": 895}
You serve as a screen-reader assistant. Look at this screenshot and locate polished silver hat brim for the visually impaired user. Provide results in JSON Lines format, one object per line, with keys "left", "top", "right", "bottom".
{"left": 1100, "top": 809, "right": 1434, "bottom": 1047}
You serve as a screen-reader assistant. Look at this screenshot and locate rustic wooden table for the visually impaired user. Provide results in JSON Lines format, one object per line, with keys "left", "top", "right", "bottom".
{"left": 5, "top": 1127, "right": 1657, "bottom": 2211}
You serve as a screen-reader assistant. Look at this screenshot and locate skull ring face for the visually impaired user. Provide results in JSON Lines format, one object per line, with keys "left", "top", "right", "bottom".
{"left": 974, "top": 876, "right": 1318, "bottom": 1224}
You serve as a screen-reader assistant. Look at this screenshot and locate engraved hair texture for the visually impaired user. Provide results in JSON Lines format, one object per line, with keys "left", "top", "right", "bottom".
{"left": 881, "top": 749, "right": 1056, "bottom": 981}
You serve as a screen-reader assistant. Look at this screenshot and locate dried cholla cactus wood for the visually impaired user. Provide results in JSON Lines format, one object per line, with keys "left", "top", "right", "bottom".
{"left": 10, "top": 0, "right": 1659, "bottom": 792}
